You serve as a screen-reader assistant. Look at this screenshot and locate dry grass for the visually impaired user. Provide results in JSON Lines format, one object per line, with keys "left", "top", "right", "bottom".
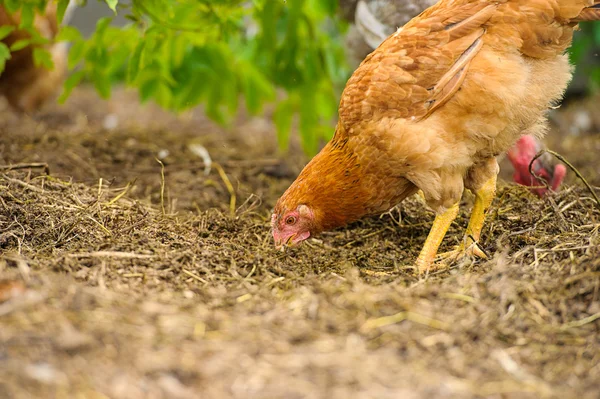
{"left": 0, "top": 88, "right": 599, "bottom": 399}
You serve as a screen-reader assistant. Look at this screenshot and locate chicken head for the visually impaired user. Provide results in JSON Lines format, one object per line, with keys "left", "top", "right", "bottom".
{"left": 271, "top": 204, "right": 314, "bottom": 249}
{"left": 507, "top": 136, "right": 567, "bottom": 197}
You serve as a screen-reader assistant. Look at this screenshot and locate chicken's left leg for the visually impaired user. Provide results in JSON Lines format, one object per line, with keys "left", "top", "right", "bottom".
{"left": 438, "top": 159, "right": 498, "bottom": 263}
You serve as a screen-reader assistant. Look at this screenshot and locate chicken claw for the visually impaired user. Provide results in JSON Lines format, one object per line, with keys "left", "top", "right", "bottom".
{"left": 436, "top": 240, "right": 488, "bottom": 266}
{"left": 416, "top": 174, "right": 496, "bottom": 274}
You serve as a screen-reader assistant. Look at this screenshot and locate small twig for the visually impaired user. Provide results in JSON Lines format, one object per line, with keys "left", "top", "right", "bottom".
{"left": 564, "top": 271, "right": 600, "bottom": 285}
{"left": 536, "top": 244, "right": 592, "bottom": 253}
{"left": 67, "top": 251, "right": 155, "bottom": 259}
{"left": 440, "top": 292, "right": 477, "bottom": 303}
{"left": 156, "top": 158, "right": 166, "bottom": 215}
{"left": 529, "top": 149, "right": 600, "bottom": 210}
{"left": 3, "top": 175, "right": 46, "bottom": 193}
{"left": 118, "top": 219, "right": 147, "bottom": 235}
{"left": 0, "top": 163, "right": 49, "bottom": 174}
{"left": 236, "top": 193, "right": 262, "bottom": 216}
{"left": 181, "top": 269, "right": 208, "bottom": 284}
{"left": 105, "top": 182, "right": 133, "bottom": 206}
{"left": 265, "top": 277, "right": 285, "bottom": 287}
{"left": 86, "top": 215, "right": 112, "bottom": 236}
{"left": 214, "top": 163, "right": 236, "bottom": 218}
{"left": 243, "top": 264, "right": 257, "bottom": 281}
{"left": 361, "top": 311, "right": 450, "bottom": 332}
{"left": 123, "top": 273, "right": 144, "bottom": 278}
{"left": 97, "top": 178, "right": 103, "bottom": 202}
{"left": 560, "top": 312, "right": 600, "bottom": 330}
{"left": 344, "top": 228, "right": 387, "bottom": 247}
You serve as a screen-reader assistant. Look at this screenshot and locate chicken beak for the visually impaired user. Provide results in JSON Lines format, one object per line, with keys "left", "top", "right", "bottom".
{"left": 274, "top": 234, "right": 296, "bottom": 252}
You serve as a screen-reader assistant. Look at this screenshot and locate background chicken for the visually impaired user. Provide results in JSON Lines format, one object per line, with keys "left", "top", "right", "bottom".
{"left": 507, "top": 135, "right": 567, "bottom": 197}
{"left": 342, "top": 0, "right": 568, "bottom": 197}
{"left": 342, "top": 0, "right": 439, "bottom": 67}
{"left": 273, "top": 0, "right": 600, "bottom": 273}
{"left": 0, "top": 2, "right": 75, "bottom": 113}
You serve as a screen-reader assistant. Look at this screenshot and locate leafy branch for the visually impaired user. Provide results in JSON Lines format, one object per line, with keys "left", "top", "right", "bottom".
{"left": 0, "top": 0, "right": 350, "bottom": 155}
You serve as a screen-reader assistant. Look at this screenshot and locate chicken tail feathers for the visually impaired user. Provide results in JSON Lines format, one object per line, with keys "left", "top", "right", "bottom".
{"left": 573, "top": 2, "right": 600, "bottom": 21}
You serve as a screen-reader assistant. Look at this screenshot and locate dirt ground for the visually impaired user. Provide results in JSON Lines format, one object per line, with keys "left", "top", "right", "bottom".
{"left": 0, "top": 87, "right": 599, "bottom": 399}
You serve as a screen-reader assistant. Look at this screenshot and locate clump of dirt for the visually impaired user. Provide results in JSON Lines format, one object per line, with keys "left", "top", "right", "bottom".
{"left": 0, "top": 87, "right": 599, "bottom": 398}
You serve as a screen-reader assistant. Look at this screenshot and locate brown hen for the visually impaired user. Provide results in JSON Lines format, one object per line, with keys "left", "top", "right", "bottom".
{"left": 0, "top": 3, "right": 73, "bottom": 113}
{"left": 272, "top": 0, "right": 600, "bottom": 273}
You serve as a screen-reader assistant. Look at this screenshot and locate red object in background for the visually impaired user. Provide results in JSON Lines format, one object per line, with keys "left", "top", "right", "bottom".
{"left": 507, "top": 135, "right": 567, "bottom": 198}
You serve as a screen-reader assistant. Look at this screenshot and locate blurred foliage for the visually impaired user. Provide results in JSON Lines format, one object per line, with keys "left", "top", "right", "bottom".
{"left": 0, "top": 0, "right": 350, "bottom": 155}
{"left": 570, "top": 23, "right": 600, "bottom": 91}
{"left": 0, "top": 1, "right": 598, "bottom": 154}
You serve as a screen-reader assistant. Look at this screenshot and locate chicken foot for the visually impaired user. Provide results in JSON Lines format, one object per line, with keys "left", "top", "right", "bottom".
{"left": 415, "top": 173, "right": 497, "bottom": 274}
{"left": 436, "top": 173, "right": 497, "bottom": 265}
{"left": 415, "top": 203, "right": 459, "bottom": 274}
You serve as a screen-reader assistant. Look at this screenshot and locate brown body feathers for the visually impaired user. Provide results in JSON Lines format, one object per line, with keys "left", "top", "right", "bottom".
{"left": 275, "top": 0, "right": 599, "bottom": 238}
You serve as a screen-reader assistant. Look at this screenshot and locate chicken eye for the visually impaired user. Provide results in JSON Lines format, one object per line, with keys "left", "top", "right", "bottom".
{"left": 285, "top": 216, "right": 297, "bottom": 225}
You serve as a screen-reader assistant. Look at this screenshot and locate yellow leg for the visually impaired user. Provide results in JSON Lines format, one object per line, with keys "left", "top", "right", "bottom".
{"left": 415, "top": 203, "right": 459, "bottom": 274}
{"left": 437, "top": 173, "right": 497, "bottom": 263}
{"left": 462, "top": 174, "right": 496, "bottom": 258}
{"left": 464, "top": 174, "right": 496, "bottom": 245}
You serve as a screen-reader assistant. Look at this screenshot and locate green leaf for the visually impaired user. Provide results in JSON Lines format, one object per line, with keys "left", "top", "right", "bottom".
{"left": 56, "top": 26, "right": 83, "bottom": 42}
{"left": 307, "top": 0, "right": 337, "bottom": 16}
{"left": 139, "top": 78, "right": 160, "bottom": 103}
{"left": 93, "top": 71, "right": 112, "bottom": 99}
{"left": 154, "top": 81, "right": 172, "bottom": 108}
{"left": 86, "top": 44, "right": 109, "bottom": 70}
{"left": 175, "top": 68, "right": 211, "bottom": 110}
{"left": 3, "top": 0, "right": 19, "bottom": 13}
{"left": 33, "top": 48, "right": 54, "bottom": 69}
{"left": 9, "top": 39, "right": 30, "bottom": 52}
{"left": 0, "top": 26, "right": 15, "bottom": 41}
{"left": 19, "top": 4, "right": 34, "bottom": 29}
{"left": 68, "top": 40, "right": 86, "bottom": 69}
{"left": 57, "top": 0, "right": 71, "bottom": 24}
{"left": 239, "top": 60, "right": 274, "bottom": 114}
{"left": 299, "top": 87, "right": 319, "bottom": 155}
{"left": 0, "top": 42, "right": 11, "bottom": 74}
{"left": 105, "top": 0, "right": 118, "bottom": 13}
{"left": 127, "top": 41, "right": 145, "bottom": 83}
{"left": 27, "top": 30, "right": 51, "bottom": 46}
{"left": 58, "top": 70, "right": 85, "bottom": 103}
{"left": 95, "top": 17, "right": 113, "bottom": 41}
{"left": 274, "top": 97, "right": 295, "bottom": 152}
{"left": 170, "top": 34, "right": 187, "bottom": 68}
{"left": 315, "top": 86, "right": 337, "bottom": 120}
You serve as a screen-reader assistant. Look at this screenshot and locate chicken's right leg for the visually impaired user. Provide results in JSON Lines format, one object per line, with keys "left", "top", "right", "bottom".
{"left": 415, "top": 203, "right": 459, "bottom": 274}
{"left": 463, "top": 173, "right": 496, "bottom": 251}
